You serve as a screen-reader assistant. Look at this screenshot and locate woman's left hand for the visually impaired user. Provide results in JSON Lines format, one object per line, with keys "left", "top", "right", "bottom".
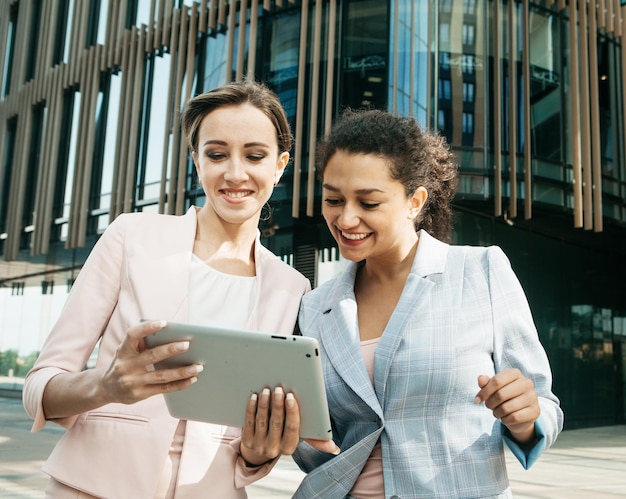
{"left": 474, "top": 368, "right": 540, "bottom": 444}
{"left": 239, "top": 386, "right": 300, "bottom": 466}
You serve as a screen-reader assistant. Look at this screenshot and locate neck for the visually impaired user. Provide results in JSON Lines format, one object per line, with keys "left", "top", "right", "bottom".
{"left": 194, "top": 207, "right": 258, "bottom": 273}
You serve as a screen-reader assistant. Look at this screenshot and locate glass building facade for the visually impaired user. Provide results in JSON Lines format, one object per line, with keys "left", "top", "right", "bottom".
{"left": 0, "top": 0, "right": 625, "bottom": 429}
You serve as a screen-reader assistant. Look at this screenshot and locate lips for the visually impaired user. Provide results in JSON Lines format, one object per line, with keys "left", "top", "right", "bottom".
{"left": 340, "top": 230, "right": 371, "bottom": 241}
{"left": 222, "top": 190, "right": 252, "bottom": 199}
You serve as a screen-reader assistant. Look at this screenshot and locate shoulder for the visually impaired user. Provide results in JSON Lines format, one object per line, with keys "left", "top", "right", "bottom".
{"left": 256, "top": 244, "right": 311, "bottom": 291}
{"left": 447, "top": 242, "right": 509, "bottom": 267}
{"left": 301, "top": 277, "right": 338, "bottom": 306}
{"left": 106, "top": 208, "right": 195, "bottom": 241}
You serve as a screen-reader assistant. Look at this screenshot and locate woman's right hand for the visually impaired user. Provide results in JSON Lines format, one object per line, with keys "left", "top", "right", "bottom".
{"left": 42, "top": 320, "right": 202, "bottom": 420}
{"left": 100, "top": 320, "right": 204, "bottom": 405}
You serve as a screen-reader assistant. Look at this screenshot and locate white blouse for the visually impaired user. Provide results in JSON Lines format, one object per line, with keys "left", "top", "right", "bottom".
{"left": 188, "top": 254, "right": 257, "bottom": 328}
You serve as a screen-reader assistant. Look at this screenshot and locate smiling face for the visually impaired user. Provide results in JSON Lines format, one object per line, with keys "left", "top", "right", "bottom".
{"left": 322, "top": 150, "right": 427, "bottom": 263}
{"left": 192, "top": 103, "right": 289, "bottom": 227}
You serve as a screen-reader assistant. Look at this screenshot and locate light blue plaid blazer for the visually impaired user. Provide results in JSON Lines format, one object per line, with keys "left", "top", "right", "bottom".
{"left": 292, "top": 230, "right": 563, "bottom": 499}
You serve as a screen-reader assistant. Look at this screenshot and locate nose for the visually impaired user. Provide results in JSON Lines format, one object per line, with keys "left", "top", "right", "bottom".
{"left": 223, "top": 156, "right": 249, "bottom": 183}
{"left": 337, "top": 202, "right": 360, "bottom": 228}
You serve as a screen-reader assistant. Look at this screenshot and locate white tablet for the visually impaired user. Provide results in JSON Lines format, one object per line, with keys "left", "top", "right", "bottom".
{"left": 144, "top": 321, "right": 333, "bottom": 440}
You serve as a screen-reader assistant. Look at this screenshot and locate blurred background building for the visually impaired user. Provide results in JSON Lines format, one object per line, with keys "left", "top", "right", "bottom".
{"left": 0, "top": 0, "right": 625, "bottom": 429}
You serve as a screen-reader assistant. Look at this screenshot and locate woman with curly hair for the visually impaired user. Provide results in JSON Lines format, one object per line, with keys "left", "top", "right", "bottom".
{"left": 293, "top": 109, "right": 563, "bottom": 498}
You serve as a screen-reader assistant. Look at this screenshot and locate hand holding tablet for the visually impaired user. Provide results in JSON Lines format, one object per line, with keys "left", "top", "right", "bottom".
{"left": 144, "top": 321, "right": 333, "bottom": 440}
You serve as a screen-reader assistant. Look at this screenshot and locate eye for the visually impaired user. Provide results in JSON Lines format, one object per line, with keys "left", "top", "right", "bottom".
{"left": 206, "top": 151, "right": 225, "bottom": 161}
{"left": 247, "top": 153, "right": 266, "bottom": 162}
{"left": 323, "top": 198, "right": 343, "bottom": 206}
{"left": 361, "top": 202, "right": 379, "bottom": 209}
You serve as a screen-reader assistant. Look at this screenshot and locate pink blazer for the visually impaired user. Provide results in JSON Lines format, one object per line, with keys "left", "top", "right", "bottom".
{"left": 23, "top": 207, "right": 311, "bottom": 498}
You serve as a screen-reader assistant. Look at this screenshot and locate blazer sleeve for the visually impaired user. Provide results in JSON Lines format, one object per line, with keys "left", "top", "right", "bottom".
{"left": 486, "top": 246, "right": 564, "bottom": 466}
{"left": 22, "top": 215, "right": 127, "bottom": 431}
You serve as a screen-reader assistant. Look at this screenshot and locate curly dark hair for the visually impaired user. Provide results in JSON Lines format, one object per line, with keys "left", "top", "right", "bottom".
{"left": 316, "top": 109, "right": 458, "bottom": 242}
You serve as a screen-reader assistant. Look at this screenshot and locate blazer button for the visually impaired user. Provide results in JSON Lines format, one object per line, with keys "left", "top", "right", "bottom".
{"left": 390, "top": 496, "right": 401, "bottom": 499}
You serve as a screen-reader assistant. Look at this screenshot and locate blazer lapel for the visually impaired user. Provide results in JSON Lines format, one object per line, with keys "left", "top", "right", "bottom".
{"left": 374, "top": 231, "right": 450, "bottom": 406}
{"left": 132, "top": 207, "right": 197, "bottom": 323}
{"left": 318, "top": 263, "right": 383, "bottom": 416}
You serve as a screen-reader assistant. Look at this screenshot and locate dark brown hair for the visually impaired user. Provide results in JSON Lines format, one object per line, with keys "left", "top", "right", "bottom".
{"left": 181, "top": 80, "right": 293, "bottom": 154}
{"left": 316, "top": 109, "right": 458, "bottom": 242}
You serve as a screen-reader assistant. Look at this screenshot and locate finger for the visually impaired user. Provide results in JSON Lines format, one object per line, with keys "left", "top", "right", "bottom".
{"left": 498, "top": 402, "right": 539, "bottom": 427}
{"left": 142, "top": 338, "right": 192, "bottom": 369}
{"left": 267, "top": 387, "right": 286, "bottom": 440}
{"left": 484, "top": 376, "right": 534, "bottom": 412}
{"left": 241, "top": 392, "right": 259, "bottom": 448}
{"left": 253, "top": 388, "right": 271, "bottom": 446}
{"left": 474, "top": 369, "right": 520, "bottom": 404}
{"left": 279, "top": 392, "right": 301, "bottom": 455}
{"left": 119, "top": 320, "right": 167, "bottom": 356}
{"left": 258, "top": 387, "right": 287, "bottom": 459}
{"left": 145, "top": 362, "right": 204, "bottom": 386}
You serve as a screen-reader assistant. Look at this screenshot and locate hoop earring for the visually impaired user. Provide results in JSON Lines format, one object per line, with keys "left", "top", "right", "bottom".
{"left": 260, "top": 203, "right": 273, "bottom": 222}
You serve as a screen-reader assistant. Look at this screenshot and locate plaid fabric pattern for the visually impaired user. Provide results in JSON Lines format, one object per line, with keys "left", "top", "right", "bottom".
{"left": 292, "top": 231, "right": 563, "bottom": 499}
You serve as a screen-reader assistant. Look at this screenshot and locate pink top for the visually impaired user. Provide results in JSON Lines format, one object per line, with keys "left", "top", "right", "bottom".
{"left": 349, "top": 337, "right": 384, "bottom": 498}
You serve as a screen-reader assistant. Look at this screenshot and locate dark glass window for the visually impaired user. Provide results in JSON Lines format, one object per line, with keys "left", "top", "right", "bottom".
{"left": 340, "top": 0, "right": 388, "bottom": 110}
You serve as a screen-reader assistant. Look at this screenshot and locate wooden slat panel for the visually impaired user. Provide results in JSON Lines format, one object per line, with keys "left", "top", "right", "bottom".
{"left": 11, "top": 0, "right": 31, "bottom": 91}
{"left": 162, "top": 0, "right": 174, "bottom": 48}
{"left": 507, "top": 0, "right": 517, "bottom": 219}
{"left": 391, "top": 0, "right": 399, "bottom": 113}
{"left": 199, "top": 0, "right": 208, "bottom": 33}
{"left": 32, "top": 65, "right": 61, "bottom": 255}
{"left": 37, "top": 67, "right": 64, "bottom": 255}
{"left": 166, "top": 7, "right": 184, "bottom": 214}
{"left": 77, "top": 46, "right": 105, "bottom": 247}
{"left": 34, "top": 0, "right": 53, "bottom": 93}
{"left": 218, "top": 0, "right": 228, "bottom": 28}
{"left": 522, "top": 0, "right": 531, "bottom": 220}
{"left": 568, "top": 0, "right": 583, "bottom": 228}
{"left": 409, "top": 0, "right": 415, "bottom": 117}
{"left": 178, "top": 5, "right": 199, "bottom": 213}
{"left": 110, "top": 30, "right": 133, "bottom": 219}
{"left": 614, "top": 0, "right": 622, "bottom": 37}
{"left": 622, "top": 7, "right": 626, "bottom": 231}
{"left": 155, "top": 0, "right": 165, "bottom": 50}
{"left": 248, "top": 0, "right": 259, "bottom": 76}
{"left": 324, "top": 0, "right": 336, "bottom": 135}
{"left": 5, "top": 86, "right": 33, "bottom": 260}
{"left": 209, "top": 0, "right": 218, "bottom": 31}
{"left": 236, "top": 0, "right": 248, "bottom": 79}
{"left": 292, "top": 0, "right": 308, "bottom": 218}
{"left": 598, "top": 0, "right": 607, "bottom": 29}
{"left": 306, "top": 0, "right": 322, "bottom": 217}
{"left": 494, "top": 0, "right": 502, "bottom": 217}
{"left": 158, "top": 8, "right": 181, "bottom": 214}
{"left": 67, "top": 48, "right": 91, "bottom": 247}
{"left": 174, "top": 7, "right": 189, "bottom": 215}
{"left": 106, "top": 0, "right": 119, "bottom": 67}
{"left": 579, "top": 0, "right": 593, "bottom": 230}
{"left": 426, "top": 1, "right": 433, "bottom": 126}
{"left": 226, "top": 0, "right": 237, "bottom": 80}
{"left": 588, "top": 0, "right": 604, "bottom": 231}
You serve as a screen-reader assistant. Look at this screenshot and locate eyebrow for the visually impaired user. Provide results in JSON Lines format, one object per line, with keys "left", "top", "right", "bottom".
{"left": 322, "top": 183, "right": 385, "bottom": 195}
{"left": 200, "top": 139, "right": 271, "bottom": 149}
